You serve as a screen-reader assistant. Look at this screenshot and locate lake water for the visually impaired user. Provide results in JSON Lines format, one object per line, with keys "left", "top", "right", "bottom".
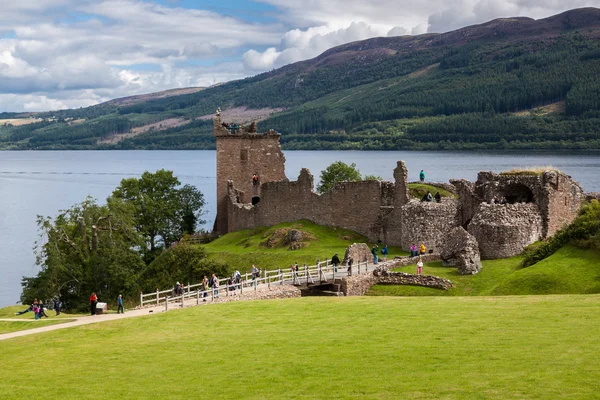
{"left": 1, "top": 150, "right": 599, "bottom": 307}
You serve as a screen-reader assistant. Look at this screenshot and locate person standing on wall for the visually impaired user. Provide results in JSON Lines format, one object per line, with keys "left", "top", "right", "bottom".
{"left": 371, "top": 245, "right": 379, "bottom": 264}
{"left": 117, "top": 295, "right": 124, "bottom": 314}
{"left": 331, "top": 253, "right": 340, "bottom": 273}
{"left": 420, "top": 170, "right": 425, "bottom": 182}
{"left": 90, "top": 292, "right": 98, "bottom": 316}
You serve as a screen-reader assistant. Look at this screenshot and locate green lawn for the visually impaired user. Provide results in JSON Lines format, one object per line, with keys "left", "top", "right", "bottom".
{"left": 1, "top": 295, "right": 599, "bottom": 399}
{"left": 368, "top": 245, "right": 600, "bottom": 297}
{"left": 0, "top": 305, "right": 85, "bottom": 320}
{"left": 0, "top": 320, "right": 71, "bottom": 334}
{"left": 204, "top": 220, "right": 406, "bottom": 272}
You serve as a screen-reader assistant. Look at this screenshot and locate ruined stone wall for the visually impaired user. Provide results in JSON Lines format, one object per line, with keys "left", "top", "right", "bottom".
{"left": 541, "top": 171, "right": 584, "bottom": 236}
{"left": 340, "top": 274, "right": 376, "bottom": 296}
{"left": 398, "top": 199, "right": 459, "bottom": 252}
{"left": 214, "top": 116, "right": 286, "bottom": 234}
{"left": 227, "top": 169, "right": 394, "bottom": 242}
{"left": 468, "top": 203, "right": 543, "bottom": 259}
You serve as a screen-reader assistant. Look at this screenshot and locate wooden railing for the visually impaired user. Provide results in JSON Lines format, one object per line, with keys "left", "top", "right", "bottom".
{"left": 139, "top": 258, "right": 370, "bottom": 308}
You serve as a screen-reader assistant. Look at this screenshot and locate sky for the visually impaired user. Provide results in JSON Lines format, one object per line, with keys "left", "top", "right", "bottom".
{"left": 0, "top": 0, "right": 598, "bottom": 112}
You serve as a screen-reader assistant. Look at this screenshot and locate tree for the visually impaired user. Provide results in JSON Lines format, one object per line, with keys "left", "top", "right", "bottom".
{"left": 139, "top": 243, "right": 228, "bottom": 292}
{"left": 109, "top": 169, "right": 205, "bottom": 262}
{"left": 316, "top": 161, "right": 363, "bottom": 194}
{"left": 21, "top": 197, "right": 144, "bottom": 310}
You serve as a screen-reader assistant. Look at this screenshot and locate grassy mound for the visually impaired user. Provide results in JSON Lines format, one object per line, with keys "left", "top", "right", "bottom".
{"left": 368, "top": 245, "right": 600, "bottom": 297}
{"left": 204, "top": 220, "right": 406, "bottom": 272}
{"left": 1, "top": 296, "right": 599, "bottom": 399}
{"left": 408, "top": 183, "right": 455, "bottom": 199}
{"left": 490, "top": 246, "right": 600, "bottom": 295}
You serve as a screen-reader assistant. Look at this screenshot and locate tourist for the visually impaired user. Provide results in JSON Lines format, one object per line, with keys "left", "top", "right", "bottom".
{"left": 251, "top": 265, "right": 259, "bottom": 286}
{"left": 435, "top": 192, "right": 441, "bottom": 203}
{"left": 331, "top": 253, "right": 340, "bottom": 272}
{"left": 117, "top": 295, "right": 124, "bottom": 314}
{"left": 410, "top": 244, "right": 418, "bottom": 257}
{"left": 33, "top": 302, "right": 40, "bottom": 321}
{"left": 420, "top": 242, "right": 426, "bottom": 255}
{"left": 201, "top": 276, "right": 209, "bottom": 301}
{"left": 381, "top": 245, "right": 389, "bottom": 261}
{"left": 347, "top": 257, "right": 354, "bottom": 276}
{"left": 53, "top": 298, "right": 61, "bottom": 316}
{"left": 426, "top": 192, "right": 433, "bottom": 202}
{"left": 420, "top": 170, "right": 425, "bottom": 182}
{"left": 15, "top": 299, "right": 36, "bottom": 316}
{"left": 90, "top": 292, "right": 98, "bottom": 316}
{"left": 252, "top": 173, "right": 259, "bottom": 186}
{"left": 371, "top": 245, "right": 379, "bottom": 264}
{"left": 174, "top": 281, "right": 181, "bottom": 296}
{"left": 234, "top": 269, "right": 242, "bottom": 289}
{"left": 417, "top": 258, "right": 423, "bottom": 275}
{"left": 212, "top": 274, "right": 220, "bottom": 298}
{"left": 38, "top": 299, "right": 49, "bottom": 318}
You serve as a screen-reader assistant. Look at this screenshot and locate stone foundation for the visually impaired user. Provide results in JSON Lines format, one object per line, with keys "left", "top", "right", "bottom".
{"left": 373, "top": 267, "right": 453, "bottom": 290}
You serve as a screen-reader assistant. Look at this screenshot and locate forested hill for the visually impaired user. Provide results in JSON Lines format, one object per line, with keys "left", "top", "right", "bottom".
{"left": 2, "top": 7, "right": 600, "bottom": 150}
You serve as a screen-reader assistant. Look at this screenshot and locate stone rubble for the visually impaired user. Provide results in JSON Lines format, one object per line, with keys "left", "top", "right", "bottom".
{"left": 441, "top": 227, "right": 482, "bottom": 275}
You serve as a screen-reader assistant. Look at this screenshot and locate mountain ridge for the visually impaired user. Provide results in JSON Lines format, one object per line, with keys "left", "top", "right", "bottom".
{"left": 1, "top": 7, "right": 600, "bottom": 150}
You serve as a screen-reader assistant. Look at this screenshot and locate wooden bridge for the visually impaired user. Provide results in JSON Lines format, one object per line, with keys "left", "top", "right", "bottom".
{"left": 139, "top": 258, "right": 379, "bottom": 309}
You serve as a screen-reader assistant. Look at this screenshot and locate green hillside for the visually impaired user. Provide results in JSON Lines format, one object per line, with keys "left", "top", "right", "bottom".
{"left": 2, "top": 8, "right": 600, "bottom": 150}
{"left": 1, "top": 295, "right": 600, "bottom": 399}
{"left": 368, "top": 245, "right": 600, "bottom": 296}
{"left": 202, "top": 220, "right": 405, "bottom": 272}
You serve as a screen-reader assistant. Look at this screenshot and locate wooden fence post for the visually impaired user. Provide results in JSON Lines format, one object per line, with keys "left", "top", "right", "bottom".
{"left": 165, "top": 296, "right": 169, "bottom": 312}
{"left": 196, "top": 290, "right": 199, "bottom": 305}
{"left": 156, "top": 288, "right": 159, "bottom": 305}
{"left": 140, "top": 292, "right": 143, "bottom": 308}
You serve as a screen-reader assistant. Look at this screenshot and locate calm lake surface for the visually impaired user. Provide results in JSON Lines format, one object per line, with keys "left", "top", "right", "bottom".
{"left": 1, "top": 150, "right": 599, "bottom": 307}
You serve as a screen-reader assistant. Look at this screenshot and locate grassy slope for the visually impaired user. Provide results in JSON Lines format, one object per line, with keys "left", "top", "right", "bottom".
{"left": 408, "top": 183, "right": 455, "bottom": 199}
{"left": 204, "top": 220, "right": 406, "bottom": 273}
{"left": 368, "top": 245, "right": 600, "bottom": 296}
{"left": 0, "top": 305, "right": 84, "bottom": 319}
{"left": 0, "top": 295, "right": 599, "bottom": 399}
{"left": 0, "top": 320, "right": 70, "bottom": 334}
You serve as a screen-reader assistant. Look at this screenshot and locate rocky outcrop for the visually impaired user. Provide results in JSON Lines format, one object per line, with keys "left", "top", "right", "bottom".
{"left": 441, "top": 227, "right": 482, "bottom": 275}
{"left": 468, "top": 203, "right": 543, "bottom": 259}
{"left": 342, "top": 243, "right": 372, "bottom": 265}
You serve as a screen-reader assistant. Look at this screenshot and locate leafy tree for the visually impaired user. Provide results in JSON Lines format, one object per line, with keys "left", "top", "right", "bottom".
{"left": 316, "top": 161, "right": 362, "bottom": 194}
{"left": 110, "top": 169, "right": 205, "bottom": 262}
{"left": 21, "top": 197, "right": 144, "bottom": 310}
{"left": 139, "top": 243, "right": 228, "bottom": 292}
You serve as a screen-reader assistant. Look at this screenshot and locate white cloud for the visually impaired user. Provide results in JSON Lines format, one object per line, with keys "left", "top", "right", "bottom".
{"left": 1, "top": 0, "right": 600, "bottom": 111}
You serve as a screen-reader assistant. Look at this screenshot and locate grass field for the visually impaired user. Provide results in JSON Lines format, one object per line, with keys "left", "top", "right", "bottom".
{"left": 368, "top": 245, "right": 600, "bottom": 297}
{"left": 0, "top": 320, "right": 71, "bottom": 334}
{"left": 1, "top": 295, "right": 599, "bottom": 399}
{"left": 204, "top": 220, "right": 406, "bottom": 272}
{"left": 1, "top": 305, "right": 85, "bottom": 320}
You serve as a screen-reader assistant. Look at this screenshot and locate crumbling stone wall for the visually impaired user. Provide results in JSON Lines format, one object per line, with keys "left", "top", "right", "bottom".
{"left": 373, "top": 267, "right": 454, "bottom": 290}
{"left": 340, "top": 274, "right": 376, "bottom": 296}
{"left": 468, "top": 203, "right": 543, "bottom": 259}
{"left": 399, "top": 199, "right": 459, "bottom": 252}
{"left": 214, "top": 115, "right": 286, "bottom": 234}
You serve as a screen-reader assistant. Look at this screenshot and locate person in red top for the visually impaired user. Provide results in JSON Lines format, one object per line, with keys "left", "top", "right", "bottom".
{"left": 90, "top": 292, "right": 98, "bottom": 316}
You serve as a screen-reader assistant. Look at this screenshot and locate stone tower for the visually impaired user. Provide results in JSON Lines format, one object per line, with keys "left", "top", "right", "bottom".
{"left": 213, "top": 113, "right": 286, "bottom": 234}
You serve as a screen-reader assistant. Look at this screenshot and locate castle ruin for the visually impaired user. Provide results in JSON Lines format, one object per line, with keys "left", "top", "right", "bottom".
{"left": 214, "top": 115, "right": 585, "bottom": 259}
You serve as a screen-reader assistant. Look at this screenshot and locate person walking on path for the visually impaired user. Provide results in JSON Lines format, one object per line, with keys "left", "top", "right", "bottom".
{"left": 117, "top": 295, "right": 124, "bottom": 314}
{"left": 420, "top": 242, "right": 426, "bottom": 255}
{"left": 251, "top": 265, "right": 259, "bottom": 286}
{"left": 347, "top": 257, "right": 354, "bottom": 276}
{"left": 212, "top": 274, "right": 220, "bottom": 298}
{"left": 53, "top": 298, "right": 61, "bottom": 316}
{"left": 371, "top": 245, "right": 379, "bottom": 265}
{"left": 201, "top": 276, "right": 209, "bottom": 301}
{"left": 90, "top": 292, "right": 98, "bottom": 316}
{"left": 331, "top": 253, "right": 340, "bottom": 273}
{"left": 381, "top": 245, "right": 389, "bottom": 261}
{"left": 435, "top": 192, "right": 441, "bottom": 203}
{"left": 420, "top": 170, "right": 425, "bottom": 182}
{"left": 417, "top": 258, "right": 423, "bottom": 275}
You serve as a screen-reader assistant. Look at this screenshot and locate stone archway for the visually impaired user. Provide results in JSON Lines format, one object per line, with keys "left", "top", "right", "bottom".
{"left": 500, "top": 183, "right": 534, "bottom": 204}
